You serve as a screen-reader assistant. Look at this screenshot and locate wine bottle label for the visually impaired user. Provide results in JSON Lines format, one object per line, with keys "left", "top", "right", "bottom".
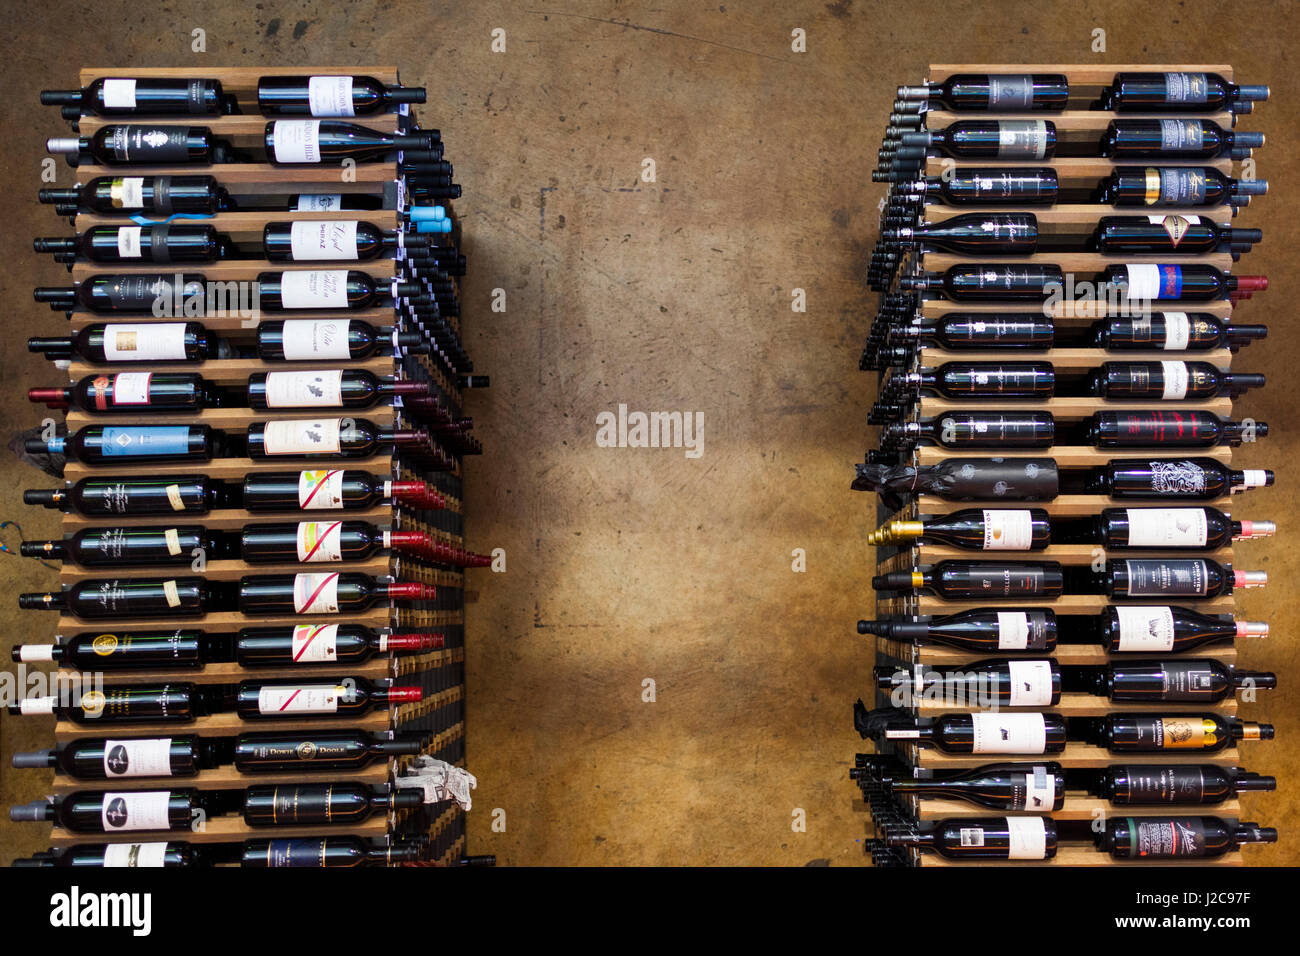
{"left": 111, "top": 372, "right": 152, "bottom": 406}
{"left": 292, "top": 572, "right": 341, "bottom": 614}
{"left": 264, "top": 370, "right": 345, "bottom": 408}
{"left": 272, "top": 120, "right": 322, "bottom": 163}
{"left": 1147, "top": 459, "right": 1207, "bottom": 495}
{"left": 257, "top": 684, "right": 342, "bottom": 713}
{"left": 1018, "top": 765, "right": 1056, "bottom": 811}
{"left": 1153, "top": 169, "right": 1208, "bottom": 206}
{"left": 965, "top": 565, "right": 1050, "bottom": 596}
{"left": 995, "top": 612, "right": 1031, "bottom": 650}
{"left": 1122, "top": 560, "right": 1208, "bottom": 597}
{"left": 1123, "top": 766, "right": 1206, "bottom": 803}
{"left": 982, "top": 509, "right": 1033, "bottom": 550}
{"left": 308, "top": 76, "right": 356, "bottom": 116}
{"left": 1007, "top": 660, "right": 1054, "bottom": 707}
{"left": 163, "top": 579, "right": 181, "bottom": 607}
{"left": 1006, "top": 816, "right": 1049, "bottom": 859}
{"left": 265, "top": 839, "right": 326, "bottom": 866}
{"left": 296, "top": 521, "right": 344, "bottom": 562}
{"left": 298, "top": 469, "right": 346, "bottom": 509}
{"left": 1115, "top": 606, "right": 1177, "bottom": 651}
{"left": 263, "top": 418, "right": 343, "bottom": 455}
{"left": 103, "top": 323, "right": 188, "bottom": 362}
{"left": 1146, "top": 215, "right": 1199, "bottom": 249}
{"left": 101, "top": 426, "right": 193, "bottom": 457}
{"left": 279, "top": 269, "right": 348, "bottom": 309}
{"left": 1163, "top": 73, "right": 1209, "bottom": 104}
{"left": 116, "top": 225, "right": 143, "bottom": 258}
{"left": 1160, "top": 312, "right": 1191, "bottom": 350}
{"left": 1125, "top": 508, "right": 1208, "bottom": 547}
{"left": 110, "top": 177, "right": 145, "bottom": 209}
{"left": 102, "top": 79, "right": 138, "bottom": 108}
{"left": 100, "top": 791, "right": 171, "bottom": 831}
{"left": 102, "top": 842, "right": 169, "bottom": 867}
{"left": 292, "top": 194, "right": 342, "bottom": 211}
{"left": 1158, "top": 661, "right": 1219, "bottom": 700}
{"left": 165, "top": 483, "right": 186, "bottom": 511}
{"left": 959, "top": 827, "right": 986, "bottom": 848}
{"left": 280, "top": 319, "right": 352, "bottom": 360}
{"left": 996, "top": 120, "right": 1049, "bottom": 159}
{"left": 986, "top": 75, "right": 1034, "bottom": 109}
{"left": 289, "top": 220, "right": 360, "bottom": 261}
{"left": 291, "top": 623, "right": 340, "bottom": 662}
{"left": 1130, "top": 817, "right": 1207, "bottom": 858}
{"left": 1125, "top": 264, "right": 1182, "bottom": 299}
{"left": 103, "top": 738, "right": 174, "bottom": 778}
{"left": 111, "top": 126, "right": 191, "bottom": 163}
{"left": 1136, "top": 716, "right": 1213, "bottom": 749}
{"left": 1159, "top": 360, "right": 1190, "bottom": 400}
{"left": 16, "top": 645, "right": 55, "bottom": 662}
{"left": 101, "top": 275, "right": 200, "bottom": 311}
{"left": 970, "top": 712, "right": 1047, "bottom": 753}
{"left": 164, "top": 528, "right": 182, "bottom": 556}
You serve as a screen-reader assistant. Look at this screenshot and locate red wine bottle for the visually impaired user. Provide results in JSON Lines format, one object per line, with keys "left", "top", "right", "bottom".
{"left": 28, "top": 322, "right": 214, "bottom": 362}
{"left": 254, "top": 270, "right": 424, "bottom": 311}
{"left": 1101, "top": 120, "right": 1263, "bottom": 159}
{"left": 896, "top": 121, "right": 1057, "bottom": 159}
{"left": 20, "top": 526, "right": 209, "bottom": 567}
{"left": 1092, "top": 313, "right": 1267, "bottom": 351}
{"left": 39, "top": 175, "right": 227, "bottom": 215}
{"left": 859, "top": 608, "right": 1057, "bottom": 652}
{"left": 875, "top": 508, "right": 1052, "bottom": 550}
{"left": 895, "top": 168, "right": 1060, "bottom": 206}
{"left": 241, "top": 470, "right": 443, "bottom": 511}
{"left": 236, "top": 573, "right": 435, "bottom": 615}
{"left": 1089, "top": 506, "right": 1272, "bottom": 549}
{"left": 1099, "top": 73, "right": 1269, "bottom": 111}
{"left": 262, "top": 220, "right": 425, "bottom": 261}
{"left": 885, "top": 762, "right": 1066, "bottom": 811}
{"left": 256, "top": 319, "right": 428, "bottom": 360}
{"left": 1094, "top": 167, "right": 1268, "bottom": 206}
{"left": 852, "top": 458, "right": 1060, "bottom": 502}
{"left": 11, "top": 790, "right": 226, "bottom": 833}
{"left": 1092, "top": 216, "right": 1259, "bottom": 255}
{"left": 1084, "top": 410, "right": 1266, "bottom": 448}
{"left": 1098, "top": 605, "right": 1269, "bottom": 654}
{"left": 1089, "top": 713, "right": 1271, "bottom": 752}
{"left": 34, "top": 224, "right": 225, "bottom": 264}
{"left": 12, "top": 842, "right": 200, "bottom": 868}
{"left": 899, "top": 264, "right": 1065, "bottom": 300}
{"left": 246, "top": 369, "right": 427, "bottom": 410}
{"left": 896, "top": 74, "right": 1069, "bottom": 111}
{"left": 1090, "top": 765, "right": 1275, "bottom": 805}
{"left": 13, "top": 630, "right": 213, "bottom": 669}
{"left": 12, "top": 735, "right": 218, "bottom": 779}
{"left": 25, "top": 425, "right": 216, "bottom": 463}
{"left": 46, "top": 126, "right": 214, "bottom": 164}
{"left": 891, "top": 314, "right": 1056, "bottom": 349}
{"left": 890, "top": 362, "right": 1055, "bottom": 399}
{"left": 1084, "top": 458, "right": 1272, "bottom": 498}
{"left": 264, "top": 120, "right": 431, "bottom": 164}
{"left": 242, "top": 783, "right": 422, "bottom": 826}
{"left": 24, "top": 476, "right": 219, "bottom": 516}
{"left": 882, "top": 411, "right": 1055, "bottom": 449}
{"left": 232, "top": 730, "right": 425, "bottom": 772}
{"left": 1084, "top": 659, "right": 1274, "bottom": 703}
{"left": 257, "top": 75, "right": 425, "bottom": 116}
{"left": 881, "top": 214, "right": 1039, "bottom": 255}
{"left": 34, "top": 274, "right": 209, "bottom": 314}
{"left": 30, "top": 373, "right": 217, "bottom": 413}
{"left": 6, "top": 683, "right": 216, "bottom": 723}
{"left": 240, "top": 836, "right": 424, "bottom": 867}
{"left": 234, "top": 676, "right": 421, "bottom": 719}
{"left": 876, "top": 658, "right": 1061, "bottom": 707}
{"left": 42, "top": 78, "right": 226, "bottom": 116}
{"left": 872, "top": 561, "right": 1064, "bottom": 598}
{"left": 1094, "top": 559, "right": 1265, "bottom": 599}
{"left": 239, "top": 522, "right": 431, "bottom": 563}
{"left": 1097, "top": 816, "right": 1275, "bottom": 859}
{"left": 886, "top": 816, "right": 1057, "bottom": 860}
{"left": 245, "top": 417, "right": 425, "bottom": 459}
{"left": 20, "top": 577, "right": 209, "bottom": 618}
{"left": 1100, "top": 263, "right": 1268, "bottom": 301}
{"left": 882, "top": 712, "right": 1068, "bottom": 754}
{"left": 1086, "top": 361, "right": 1263, "bottom": 400}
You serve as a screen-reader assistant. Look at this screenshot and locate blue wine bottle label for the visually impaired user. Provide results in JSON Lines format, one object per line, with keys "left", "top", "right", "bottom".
{"left": 1159, "top": 120, "right": 1204, "bottom": 152}
{"left": 265, "top": 839, "right": 326, "bottom": 867}
{"left": 987, "top": 75, "right": 1034, "bottom": 110}
{"left": 1163, "top": 73, "right": 1209, "bottom": 104}
{"left": 1155, "top": 168, "right": 1208, "bottom": 205}
{"left": 101, "top": 426, "right": 193, "bottom": 456}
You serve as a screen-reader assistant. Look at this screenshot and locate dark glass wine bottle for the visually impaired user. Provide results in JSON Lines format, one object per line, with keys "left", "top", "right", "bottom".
{"left": 1090, "top": 506, "right": 1271, "bottom": 549}
{"left": 236, "top": 573, "right": 435, "bottom": 615}
{"left": 897, "top": 74, "right": 1069, "bottom": 111}
{"left": 262, "top": 220, "right": 423, "bottom": 262}
{"left": 1092, "top": 216, "right": 1258, "bottom": 255}
{"left": 233, "top": 676, "right": 422, "bottom": 719}
{"left": 1090, "top": 765, "right": 1275, "bottom": 805}
{"left": 11, "top": 789, "right": 225, "bottom": 833}
{"left": 12, "top": 629, "right": 211, "bottom": 669}
{"left": 1085, "top": 659, "right": 1274, "bottom": 703}
{"left": 1089, "top": 713, "right": 1271, "bottom": 752}
{"left": 858, "top": 608, "right": 1057, "bottom": 652}
{"left": 46, "top": 125, "right": 214, "bottom": 164}
{"left": 1095, "top": 559, "right": 1264, "bottom": 599}
{"left": 882, "top": 411, "right": 1055, "bottom": 449}
{"left": 872, "top": 561, "right": 1064, "bottom": 598}
{"left": 239, "top": 522, "right": 430, "bottom": 564}
{"left": 886, "top": 816, "right": 1058, "bottom": 860}
{"left": 242, "top": 783, "right": 422, "bottom": 826}
{"left": 1098, "top": 264, "right": 1268, "bottom": 302}
{"left": 264, "top": 120, "right": 430, "bottom": 164}
{"left": 34, "top": 224, "right": 224, "bottom": 264}
{"left": 257, "top": 75, "right": 425, "bottom": 115}
{"left": 232, "top": 731, "right": 425, "bottom": 772}
{"left": 897, "top": 121, "right": 1057, "bottom": 159}
{"left": 241, "top": 470, "right": 441, "bottom": 512}
{"left": 12, "top": 842, "right": 199, "bottom": 868}
{"left": 892, "top": 314, "right": 1055, "bottom": 350}
{"left": 39, "top": 175, "right": 227, "bottom": 216}
{"left": 33, "top": 274, "right": 209, "bottom": 314}
{"left": 255, "top": 319, "right": 428, "bottom": 360}
{"left": 1085, "top": 458, "right": 1272, "bottom": 499}
{"left": 240, "top": 836, "right": 424, "bottom": 867}
{"left": 881, "top": 213, "right": 1038, "bottom": 255}
{"left": 1097, "top": 605, "right": 1268, "bottom": 654}
{"left": 891, "top": 362, "right": 1055, "bottom": 398}
{"left": 246, "top": 369, "right": 427, "bottom": 410}
{"left": 1084, "top": 410, "right": 1266, "bottom": 448}
{"left": 12, "top": 735, "right": 216, "bottom": 779}
{"left": 874, "top": 508, "right": 1052, "bottom": 550}
{"left": 30, "top": 373, "right": 216, "bottom": 414}
{"left": 28, "top": 322, "right": 214, "bottom": 362}
{"left": 1094, "top": 167, "right": 1268, "bottom": 206}
{"left": 1099, "top": 72, "right": 1269, "bottom": 111}
{"left": 876, "top": 658, "right": 1061, "bottom": 707}
{"left": 852, "top": 457, "right": 1060, "bottom": 502}
{"left": 882, "top": 712, "right": 1068, "bottom": 754}
{"left": 19, "top": 577, "right": 209, "bottom": 618}
{"left": 899, "top": 264, "right": 1065, "bottom": 300}
{"left": 19, "top": 526, "right": 209, "bottom": 567}
{"left": 23, "top": 475, "right": 219, "bottom": 516}
{"left": 25, "top": 425, "right": 215, "bottom": 463}
{"left": 245, "top": 417, "right": 423, "bottom": 459}
{"left": 886, "top": 763, "right": 1066, "bottom": 811}
{"left": 1091, "top": 313, "right": 1267, "bottom": 351}
{"left": 896, "top": 167, "right": 1059, "bottom": 205}
{"left": 254, "top": 270, "right": 423, "bottom": 311}
{"left": 1097, "top": 816, "right": 1275, "bottom": 859}
{"left": 41, "top": 78, "right": 226, "bottom": 116}
{"left": 1100, "top": 120, "right": 1264, "bottom": 159}
{"left": 6, "top": 683, "right": 214, "bottom": 723}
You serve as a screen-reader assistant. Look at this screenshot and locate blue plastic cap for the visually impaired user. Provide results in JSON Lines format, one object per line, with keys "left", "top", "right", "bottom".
{"left": 408, "top": 205, "right": 447, "bottom": 222}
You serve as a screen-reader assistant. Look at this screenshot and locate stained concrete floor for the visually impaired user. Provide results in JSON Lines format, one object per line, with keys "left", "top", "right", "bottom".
{"left": 0, "top": 0, "right": 1296, "bottom": 866}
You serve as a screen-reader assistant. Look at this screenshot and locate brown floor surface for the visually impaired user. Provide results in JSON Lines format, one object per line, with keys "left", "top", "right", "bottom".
{"left": 0, "top": 0, "right": 1295, "bottom": 866}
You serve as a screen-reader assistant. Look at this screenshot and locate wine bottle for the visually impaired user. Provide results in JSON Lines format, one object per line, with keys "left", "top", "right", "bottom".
{"left": 1089, "top": 765, "right": 1276, "bottom": 805}
{"left": 246, "top": 369, "right": 427, "bottom": 410}
{"left": 888, "top": 363, "right": 1055, "bottom": 399}
{"left": 1088, "top": 507, "right": 1272, "bottom": 549}
{"left": 29, "top": 373, "right": 217, "bottom": 414}
{"left": 262, "top": 220, "right": 424, "bottom": 262}
{"left": 25, "top": 425, "right": 215, "bottom": 463}
{"left": 34, "top": 274, "right": 209, "bottom": 314}
{"left": 891, "top": 314, "right": 1055, "bottom": 350}
{"left": 6, "top": 683, "right": 217, "bottom": 723}
{"left": 245, "top": 417, "right": 423, "bottom": 459}
{"left": 34, "top": 224, "right": 225, "bottom": 264}
{"left": 872, "top": 561, "right": 1063, "bottom": 598}
{"left": 13, "top": 629, "right": 213, "bottom": 669}
{"left": 1092, "top": 216, "right": 1260, "bottom": 255}
{"left": 882, "top": 411, "right": 1055, "bottom": 449}
{"left": 1097, "top": 816, "right": 1275, "bottom": 859}
{"left": 19, "top": 526, "right": 209, "bottom": 567}
{"left": 880, "top": 711, "right": 1068, "bottom": 754}
{"left": 876, "top": 659, "right": 1061, "bottom": 707}
{"left": 46, "top": 125, "right": 215, "bottom": 164}
{"left": 895, "top": 167, "right": 1060, "bottom": 205}
{"left": 851, "top": 457, "right": 1060, "bottom": 502}
{"left": 236, "top": 573, "right": 436, "bottom": 615}
{"left": 885, "top": 763, "right": 1065, "bottom": 811}
{"left": 881, "top": 214, "right": 1039, "bottom": 255}
{"left": 19, "top": 577, "right": 209, "bottom": 618}
{"left": 886, "top": 816, "right": 1057, "bottom": 860}
{"left": 12, "top": 842, "right": 200, "bottom": 868}
{"left": 1101, "top": 120, "right": 1264, "bottom": 159}
{"left": 898, "top": 264, "right": 1065, "bottom": 300}
{"left": 42, "top": 78, "right": 226, "bottom": 115}
{"left": 1098, "top": 605, "right": 1268, "bottom": 654}
{"left": 896, "top": 121, "right": 1057, "bottom": 159}
{"left": 264, "top": 120, "right": 430, "bottom": 164}
{"left": 858, "top": 608, "right": 1058, "bottom": 652}
{"left": 11, "top": 789, "right": 227, "bottom": 833}
{"left": 255, "top": 319, "right": 428, "bottom": 361}
{"left": 12, "top": 736, "right": 217, "bottom": 779}
{"left": 1084, "top": 410, "right": 1266, "bottom": 448}
{"left": 239, "top": 522, "right": 431, "bottom": 563}
{"left": 240, "top": 836, "right": 423, "bottom": 867}
{"left": 1093, "top": 560, "right": 1265, "bottom": 599}
{"left": 241, "top": 470, "right": 443, "bottom": 511}
{"left": 234, "top": 676, "right": 421, "bottom": 719}
{"left": 1092, "top": 313, "right": 1267, "bottom": 351}
{"left": 241, "top": 783, "right": 422, "bottom": 826}
{"left": 896, "top": 74, "right": 1069, "bottom": 111}
{"left": 232, "top": 730, "right": 425, "bottom": 772}
{"left": 24, "top": 476, "right": 219, "bottom": 516}
{"left": 1099, "top": 72, "right": 1269, "bottom": 111}
{"left": 257, "top": 75, "right": 425, "bottom": 115}
{"left": 1087, "top": 361, "right": 1263, "bottom": 400}
{"left": 39, "top": 175, "right": 227, "bottom": 215}
{"left": 869, "top": 508, "right": 1052, "bottom": 550}
{"left": 254, "top": 270, "right": 424, "bottom": 311}
{"left": 1094, "top": 167, "right": 1268, "bottom": 206}
{"left": 1089, "top": 713, "right": 1272, "bottom": 752}
{"left": 1083, "top": 659, "right": 1274, "bottom": 703}
{"left": 28, "top": 322, "right": 214, "bottom": 362}
{"left": 1084, "top": 458, "right": 1272, "bottom": 498}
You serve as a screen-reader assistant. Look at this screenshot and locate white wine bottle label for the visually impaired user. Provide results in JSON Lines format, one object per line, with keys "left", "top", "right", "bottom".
{"left": 111, "top": 177, "right": 145, "bottom": 209}
{"left": 1161, "top": 312, "right": 1190, "bottom": 350}
{"left": 1123, "top": 559, "right": 1207, "bottom": 597}
{"left": 1160, "top": 119, "right": 1204, "bottom": 151}
{"left": 164, "top": 528, "right": 182, "bottom": 556}
{"left": 1007, "top": 660, "right": 1054, "bottom": 707}
{"left": 1125, "top": 508, "right": 1208, "bottom": 547}
{"left": 272, "top": 120, "right": 322, "bottom": 163}
{"left": 995, "top": 611, "right": 1030, "bottom": 650}
{"left": 103, "top": 323, "right": 188, "bottom": 362}
{"left": 959, "top": 827, "right": 986, "bottom": 848}
{"left": 298, "top": 469, "right": 345, "bottom": 509}
{"left": 982, "top": 509, "right": 1033, "bottom": 550}
{"left": 292, "top": 572, "right": 341, "bottom": 614}
{"left": 1159, "top": 361, "right": 1190, "bottom": 400}
{"left": 1125, "top": 264, "right": 1162, "bottom": 299}
{"left": 308, "top": 76, "right": 355, "bottom": 116}
{"left": 996, "top": 120, "right": 1049, "bottom": 159}
{"left": 263, "top": 418, "right": 343, "bottom": 455}
{"left": 291, "top": 623, "right": 340, "bottom": 662}
{"left": 1020, "top": 766, "right": 1056, "bottom": 812}
{"left": 279, "top": 269, "right": 348, "bottom": 309}
{"left": 102, "top": 842, "right": 169, "bottom": 867}
{"left": 111, "top": 372, "right": 152, "bottom": 406}
{"left": 100, "top": 791, "right": 171, "bottom": 831}
{"left": 289, "top": 220, "right": 360, "bottom": 261}
{"left": 1115, "top": 606, "right": 1177, "bottom": 651}
{"left": 258, "top": 684, "right": 342, "bottom": 714}
{"left": 1163, "top": 73, "right": 1209, "bottom": 104}
{"left": 971, "top": 713, "right": 1047, "bottom": 753}
{"left": 1006, "top": 816, "right": 1049, "bottom": 859}
{"left": 102, "top": 78, "right": 138, "bottom": 108}
{"left": 281, "top": 319, "right": 352, "bottom": 360}
{"left": 264, "top": 370, "right": 345, "bottom": 408}
{"left": 292, "top": 194, "right": 343, "bottom": 212}
{"left": 116, "top": 225, "right": 143, "bottom": 258}
{"left": 103, "top": 738, "right": 174, "bottom": 778}
{"left": 296, "top": 520, "right": 344, "bottom": 562}
{"left": 1147, "top": 214, "right": 1200, "bottom": 248}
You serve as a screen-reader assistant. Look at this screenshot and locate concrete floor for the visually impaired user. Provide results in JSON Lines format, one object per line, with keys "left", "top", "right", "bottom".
{"left": 0, "top": 0, "right": 1295, "bottom": 865}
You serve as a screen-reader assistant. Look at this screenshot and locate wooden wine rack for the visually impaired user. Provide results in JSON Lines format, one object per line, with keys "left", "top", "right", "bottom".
{"left": 856, "top": 64, "right": 1272, "bottom": 868}
{"left": 17, "top": 66, "right": 480, "bottom": 868}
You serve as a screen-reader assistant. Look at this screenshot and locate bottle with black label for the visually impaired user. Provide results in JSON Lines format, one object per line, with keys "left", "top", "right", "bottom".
{"left": 1097, "top": 605, "right": 1269, "bottom": 654}
{"left": 1090, "top": 765, "right": 1276, "bottom": 805}
{"left": 241, "top": 783, "right": 422, "bottom": 826}
{"left": 20, "top": 526, "right": 210, "bottom": 567}
{"left": 1099, "top": 72, "right": 1269, "bottom": 111}
{"left": 881, "top": 214, "right": 1039, "bottom": 255}
{"left": 12, "top": 630, "right": 213, "bottom": 669}
{"left": 852, "top": 457, "right": 1060, "bottom": 503}
{"left": 896, "top": 74, "right": 1069, "bottom": 111}
{"left": 872, "top": 561, "right": 1064, "bottom": 599}
{"left": 894, "top": 121, "right": 1058, "bottom": 160}
{"left": 240, "top": 836, "right": 426, "bottom": 867}
{"left": 883, "top": 763, "right": 1066, "bottom": 811}
{"left": 882, "top": 412, "right": 1055, "bottom": 449}
{"left": 232, "top": 731, "right": 425, "bottom": 773}
{"left": 890, "top": 314, "right": 1056, "bottom": 350}
{"left": 23, "top": 476, "right": 220, "bottom": 516}
{"left": 1083, "top": 458, "right": 1272, "bottom": 499}
{"left": 887, "top": 362, "right": 1056, "bottom": 400}
{"left": 899, "top": 264, "right": 1065, "bottom": 300}
{"left": 1091, "top": 314, "right": 1267, "bottom": 351}
{"left": 1094, "top": 167, "right": 1269, "bottom": 206}
{"left": 46, "top": 126, "right": 215, "bottom": 165}
{"left": 34, "top": 274, "right": 210, "bottom": 314}
{"left": 34, "top": 224, "right": 227, "bottom": 264}
{"left": 885, "top": 816, "right": 1058, "bottom": 861}
{"left": 1091, "top": 216, "right": 1259, "bottom": 255}
{"left": 1096, "top": 816, "right": 1275, "bottom": 859}
{"left": 1084, "top": 410, "right": 1266, "bottom": 448}
{"left": 1090, "top": 559, "right": 1264, "bottom": 599}
{"left": 1089, "top": 714, "right": 1272, "bottom": 752}
{"left": 894, "top": 168, "right": 1060, "bottom": 206}
{"left": 1100, "top": 120, "right": 1264, "bottom": 159}
{"left": 1078, "top": 659, "right": 1275, "bottom": 703}
{"left": 876, "top": 659, "right": 1062, "bottom": 707}
{"left": 6, "top": 683, "right": 220, "bottom": 724}
{"left": 858, "top": 608, "right": 1057, "bottom": 653}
